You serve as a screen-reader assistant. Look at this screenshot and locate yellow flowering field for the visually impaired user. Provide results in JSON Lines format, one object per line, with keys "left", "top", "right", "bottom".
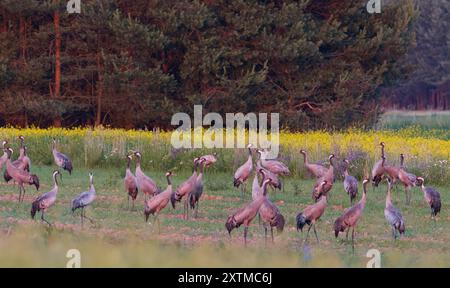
{"left": 0, "top": 127, "right": 448, "bottom": 184}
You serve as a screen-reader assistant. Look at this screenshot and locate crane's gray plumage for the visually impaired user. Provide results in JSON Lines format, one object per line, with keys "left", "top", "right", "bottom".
{"left": 72, "top": 173, "right": 96, "bottom": 226}
{"left": 5, "top": 148, "right": 39, "bottom": 202}
{"left": 384, "top": 179, "right": 405, "bottom": 239}
{"left": 52, "top": 139, "right": 73, "bottom": 174}
{"left": 31, "top": 170, "right": 60, "bottom": 226}
{"left": 343, "top": 159, "right": 358, "bottom": 204}
{"left": 417, "top": 177, "right": 441, "bottom": 218}
{"left": 189, "top": 158, "right": 206, "bottom": 217}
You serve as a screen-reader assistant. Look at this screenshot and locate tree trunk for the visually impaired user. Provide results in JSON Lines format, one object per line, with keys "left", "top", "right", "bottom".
{"left": 95, "top": 52, "right": 103, "bottom": 127}
{"left": 53, "top": 9, "right": 62, "bottom": 127}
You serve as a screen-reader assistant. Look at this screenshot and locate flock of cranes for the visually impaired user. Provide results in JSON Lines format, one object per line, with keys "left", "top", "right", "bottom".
{"left": 0, "top": 136, "right": 443, "bottom": 251}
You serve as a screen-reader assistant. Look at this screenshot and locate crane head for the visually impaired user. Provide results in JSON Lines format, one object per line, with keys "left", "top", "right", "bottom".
{"left": 165, "top": 171, "right": 172, "bottom": 177}
{"left": 417, "top": 177, "right": 424, "bottom": 185}
{"left": 343, "top": 158, "right": 350, "bottom": 165}
{"left": 328, "top": 154, "right": 335, "bottom": 160}
{"left": 1, "top": 140, "right": 7, "bottom": 148}
{"left": 6, "top": 147, "right": 13, "bottom": 158}
{"left": 380, "top": 142, "right": 385, "bottom": 147}
{"left": 299, "top": 149, "right": 306, "bottom": 154}
{"left": 134, "top": 151, "right": 142, "bottom": 158}
{"left": 247, "top": 143, "right": 253, "bottom": 149}
{"left": 18, "top": 135, "right": 24, "bottom": 140}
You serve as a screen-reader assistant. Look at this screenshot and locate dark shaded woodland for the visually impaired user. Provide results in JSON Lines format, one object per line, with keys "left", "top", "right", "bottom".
{"left": 0, "top": 0, "right": 436, "bottom": 130}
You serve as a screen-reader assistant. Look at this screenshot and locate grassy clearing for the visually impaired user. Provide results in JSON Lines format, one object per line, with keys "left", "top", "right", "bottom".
{"left": 377, "top": 110, "right": 450, "bottom": 132}
{"left": 0, "top": 166, "right": 448, "bottom": 267}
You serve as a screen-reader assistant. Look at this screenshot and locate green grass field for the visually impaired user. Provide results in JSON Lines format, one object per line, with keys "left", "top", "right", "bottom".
{"left": 377, "top": 110, "right": 450, "bottom": 134}
{"left": 0, "top": 165, "right": 448, "bottom": 267}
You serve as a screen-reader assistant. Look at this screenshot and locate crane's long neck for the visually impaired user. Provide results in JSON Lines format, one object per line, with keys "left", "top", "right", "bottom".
{"left": 386, "top": 184, "right": 392, "bottom": 206}
{"left": 20, "top": 138, "right": 24, "bottom": 149}
{"left": 302, "top": 152, "right": 308, "bottom": 164}
{"left": 166, "top": 175, "right": 172, "bottom": 186}
{"left": 381, "top": 145, "right": 385, "bottom": 157}
{"left": 400, "top": 155, "right": 404, "bottom": 168}
{"left": 361, "top": 183, "right": 368, "bottom": 207}
{"left": 199, "top": 162, "right": 204, "bottom": 175}
{"left": 135, "top": 155, "right": 141, "bottom": 168}
{"left": 261, "top": 180, "right": 270, "bottom": 197}
{"left": 343, "top": 167, "right": 349, "bottom": 177}
{"left": 126, "top": 157, "right": 131, "bottom": 170}
{"left": 53, "top": 173, "right": 59, "bottom": 188}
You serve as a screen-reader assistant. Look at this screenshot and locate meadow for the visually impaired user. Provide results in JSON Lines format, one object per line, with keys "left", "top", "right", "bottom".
{"left": 0, "top": 127, "right": 449, "bottom": 267}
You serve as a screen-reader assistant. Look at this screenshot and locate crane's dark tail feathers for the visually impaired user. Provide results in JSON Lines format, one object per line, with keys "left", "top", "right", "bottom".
{"left": 372, "top": 175, "right": 381, "bottom": 187}
{"left": 275, "top": 213, "right": 285, "bottom": 233}
{"left": 64, "top": 161, "right": 73, "bottom": 175}
{"left": 296, "top": 213, "right": 310, "bottom": 232}
{"left": 170, "top": 192, "right": 177, "bottom": 209}
{"left": 432, "top": 200, "right": 441, "bottom": 216}
{"left": 398, "top": 221, "right": 406, "bottom": 235}
{"left": 3, "top": 170, "right": 12, "bottom": 182}
{"left": 189, "top": 192, "right": 199, "bottom": 210}
{"left": 31, "top": 200, "right": 39, "bottom": 219}
{"left": 71, "top": 199, "right": 81, "bottom": 212}
{"left": 30, "top": 174, "right": 40, "bottom": 190}
{"left": 233, "top": 178, "right": 241, "bottom": 188}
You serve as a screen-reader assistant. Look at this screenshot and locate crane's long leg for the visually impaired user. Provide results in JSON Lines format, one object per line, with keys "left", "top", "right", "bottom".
{"left": 404, "top": 186, "right": 409, "bottom": 205}
{"left": 305, "top": 225, "right": 312, "bottom": 243}
{"left": 132, "top": 199, "right": 135, "bottom": 211}
{"left": 155, "top": 213, "right": 160, "bottom": 234}
{"left": 351, "top": 227, "right": 355, "bottom": 253}
{"left": 264, "top": 225, "right": 267, "bottom": 245}
{"left": 244, "top": 226, "right": 248, "bottom": 246}
{"left": 240, "top": 185, "right": 244, "bottom": 201}
{"left": 195, "top": 201, "right": 199, "bottom": 218}
{"left": 346, "top": 228, "right": 350, "bottom": 241}
{"left": 271, "top": 226, "right": 274, "bottom": 243}
{"left": 81, "top": 207, "right": 84, "bottom": 226}
{"left": 127, "top": 195, "right": 130, "bottom": 210}
{"left": 17, "top": 185, "right": 22, "bottom": 203}
{"left": 313, "top": 224, "right": 319, "bottom": 243}
{"left": 82, "top": 208, "right": 94, "bottom": 224}
{"left": 41, "top": 211, "right": 52, "bottom": 226}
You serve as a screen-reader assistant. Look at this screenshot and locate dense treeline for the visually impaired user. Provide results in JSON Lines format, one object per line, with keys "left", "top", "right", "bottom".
{"left": 382, "top": 0, "right": 450, "bottom": 110}
{"left": 0, "top": 0, "right": 416, "bottom": 129}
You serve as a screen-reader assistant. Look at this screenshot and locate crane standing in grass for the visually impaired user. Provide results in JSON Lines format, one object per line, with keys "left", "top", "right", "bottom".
{"left": 189, "top": 158, "right": 206, "bottom": 218}
{"left": 171, "top": 159, "right": 198, "bottom": 219}
{"left": 124, "top": 154, "right": 138, "bottom": 210}
{"left": 144, "top": 171, "right": 173, "bottom": 232}
{"left": 72, "top": 172, "right": 96, "bottom": 226}
{"left": 343, "top": 159, "right": 358, "bottom": 204}
{"left": 372, "top": 142, "right": 386, "bottom": 187}
{"left": 417, "top": 177, "right": 441, "bottom": 220}
{"left": 31, "top": 170, "right": 60, "bottom": 226}
{"left": 384, "top": 178, "right": 405, "bottom": 239}
{"left": 134, "top": 151, "right": 160, "bottom": 201}
{"left": 5, "top": 148, "right": 39, "bottom": 202}
{"left": 398, "top": 153, "right": 419, "bottom": 205}
{"left": 4, "top": 136, "right": 32, "bottom": 182}
{"left": 334, "top": 179, "right": 369, "bottom": 252}
{"left": 52, "top": 139, "right": 73, "bottom": 175}
{"left": 297, "top": 182, "right": 328, "bottom": 243}
{"left": 312, "top": 155, "right": 335, "bottom": 201}
{"left": 233, "top": 144, "right": 254, "bottom": 199}
{"left": 0, "top": 140, "right": 8, "bottom": 171}
{"left": 225, "top": 178, "right": 272, "bottom": 245}
{"left": 300, "top": 149, "right": 328, "bottom": 178}
{"left": 255, "top": 169, "right": 285, "bottom": 243}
